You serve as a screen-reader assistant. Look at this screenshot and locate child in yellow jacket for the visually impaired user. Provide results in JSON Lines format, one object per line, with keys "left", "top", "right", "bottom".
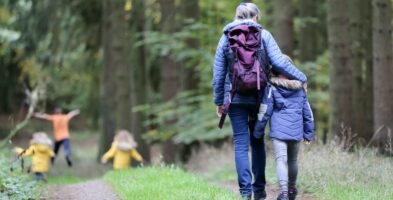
{"left": 15, "top": 132, "right": 55, "bottom": 181}
{"left": 101, "top": 130, "right": 143, "bottom": 170}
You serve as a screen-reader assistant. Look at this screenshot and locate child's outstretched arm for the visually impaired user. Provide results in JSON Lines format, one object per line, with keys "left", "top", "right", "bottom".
{"left": 101, "top": 144, "right": 116, "bottom": 164}
{"left": 14, "top": 146, "right": 34, "bottom": 157}
{"left": 33, "top": 113, "right": 53, "bottom": 121}
{"left": 47, "top": 149, "right": 55, "bottom": 157}
{"left": 303, "top": 96, "right": 315, "bottom": 142}
{"left": 130, "top": 149, "right": 143, "bottom": 163}
{"left": 67, "top": 109, "right": 80, "bottom": 119}
{"left": 253, "top": 85, "right": 274, "bottom": 139}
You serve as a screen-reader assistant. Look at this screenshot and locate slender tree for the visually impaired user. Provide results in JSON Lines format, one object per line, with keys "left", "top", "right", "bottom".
{"left": 130, "top": 0, "right": 150, "bottom": 161}
{"left": 160, "top": 0, "right": 180, "bottom": 163}
{"left": 349, "top": 0, "right": 374, "bottom": 142}
{"left": 272, "top": 0, "right": 295, "bottom": 57}
{"left": 180, "top": 0, "right": 200, "bottom": 91}
{"left": 99, "top": 0, "right": 129, "bottom": 156}
{"left": 372, "top": 0, "right": 393, "bottom": 150}
{"left": 298, "top": 0, "right": 318, "bottom": 62}
{"left": 114, "top": 4, "right": 132, "bottom": 131}
{"left": 327, "top": 0, "right": 353, "bottom": 136}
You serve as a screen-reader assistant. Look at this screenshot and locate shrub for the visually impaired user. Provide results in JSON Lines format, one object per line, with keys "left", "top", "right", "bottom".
{"left": 0, "top": 150, "right": 41, "bottom": 200}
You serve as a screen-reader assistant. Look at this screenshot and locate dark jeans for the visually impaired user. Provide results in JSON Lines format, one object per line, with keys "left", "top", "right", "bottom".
{"left": 54, "top": 138, "right": 71, "bottom": 158}
{"left": 228, "top": 104, "right": 266, "bottom": 197}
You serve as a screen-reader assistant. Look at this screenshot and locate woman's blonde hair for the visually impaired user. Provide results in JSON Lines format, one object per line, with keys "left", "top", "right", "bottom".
{"left": 235, "top": 2, "right": 261, "bottom": 21}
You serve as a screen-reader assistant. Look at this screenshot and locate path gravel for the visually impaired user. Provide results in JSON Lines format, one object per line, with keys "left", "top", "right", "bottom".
{"left": 42, "top": 180, "right": 120, "bottom": 200}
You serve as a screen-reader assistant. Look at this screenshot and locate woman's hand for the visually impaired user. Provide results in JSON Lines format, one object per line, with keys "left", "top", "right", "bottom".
{"left": 303, "top": 83, "right": 308, "bottom": 93}
{"left": 216, "top": 106, "right": 224, "bottom": 117}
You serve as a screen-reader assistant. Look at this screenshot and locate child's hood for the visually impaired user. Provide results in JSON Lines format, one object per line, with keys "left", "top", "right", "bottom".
{"left": 269, "top": 77, "right": 303, "bottom": 98}
{"left": 30, "top": 132, "right": 52, "bottom": 146}
{"left": 32, "top": 144, "right": 50, "bottom": 153}
{"left": 115, "top": 141, "right": 135, "bottom": 151}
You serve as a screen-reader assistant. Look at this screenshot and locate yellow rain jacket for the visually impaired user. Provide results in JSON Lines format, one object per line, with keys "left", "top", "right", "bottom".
{"left": 102, "top": 143, "right": 143, "bottom": 170}
{"left": 16, "top": 144, "right": 55, "bottom": 173}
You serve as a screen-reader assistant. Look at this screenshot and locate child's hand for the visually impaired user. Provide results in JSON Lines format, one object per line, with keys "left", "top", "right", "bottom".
{"left": 14, "top": 147, "right": 24, "bottom": 155}
{"left": 304, "top": 140, "right": 311, "bottom": 145}
{"left": 100, "top": 157, "right": 107, "bottom": 164}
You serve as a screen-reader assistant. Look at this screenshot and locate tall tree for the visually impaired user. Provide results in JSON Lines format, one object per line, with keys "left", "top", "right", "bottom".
{"left": 298, "top": 0, "right": 318, "bottom": 62}
{"left": 160, "top": 0, "right": 180, "bottom": 163}
{"left": 349, "top": 0, "right": 374, "bottom": 142}
{"left": 372, "top": 0, "right": 393, "bottom": 150}
{"left": 180, "top": 0, "right": 200, "bottom": 91}
{"left": 114, "top": 5, "right": 132, "bottom": 131}
{"left": 130, "top": 0, "right": 150, "bottom": 161}
{"left": 327, "top": 0, "right": 353, "bottom": 136}
{"left": 272, "top": 0, "right": 295, "bottom": 57}
{"left": 99, "top": 0, "right": 130, "bottom": 156}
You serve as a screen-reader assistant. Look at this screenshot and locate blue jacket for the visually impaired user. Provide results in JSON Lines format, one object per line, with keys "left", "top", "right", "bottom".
{"left": 253, "top": 77, "right": 315, "bottom": 141}
{"left": 213, "top": 20, "right": 307, "bottom": 106}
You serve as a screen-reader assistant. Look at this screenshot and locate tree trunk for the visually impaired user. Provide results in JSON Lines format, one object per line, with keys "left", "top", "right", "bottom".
{"left": 160, "top": 0, "right": 180, "bottom": 164}
{"left": 272, "top": 0, "right": 295, "bottom": 57}
{"left": 372, "top": 0, "right": 393, "bottom": 152}
{"left": 180, "top": 0, "right": 200, "bottom": 91}
{"left": 363, "top": 0, "right": 374, "bottom": 144}
{"left": 114, "top": 4, "right": 132, "bottom": 131}
{"left": 99, "top": 0, "right": 129, "bottom": 157}
{"left": 130, "top": 0, "right": 150, "bottom": 161}
{"left": 327, "top": 0, "right": 353, "bottom": 136}
{"left": 349, "top": 0, "right": 374, "bottom": 142}
{"left": 298, "top": 0, "right": 318, "bottom": 62}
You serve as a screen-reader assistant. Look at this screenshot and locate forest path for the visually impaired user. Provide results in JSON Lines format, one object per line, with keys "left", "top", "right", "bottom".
{"left": 42, "top": 180, "right": 119, "bottom": 200}
{"left": 215, "top": 180, "right": 315, "bottom": 200}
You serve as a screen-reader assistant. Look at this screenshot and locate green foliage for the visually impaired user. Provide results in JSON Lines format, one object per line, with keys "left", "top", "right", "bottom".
{"left": 103, "top": 166, "right": 239, "bottom": 200}
{"left": 141, "top": 92, "right": 232, "bottom": 144}
{"left": 0, "top": 151, "right": 41, "bottom": 200}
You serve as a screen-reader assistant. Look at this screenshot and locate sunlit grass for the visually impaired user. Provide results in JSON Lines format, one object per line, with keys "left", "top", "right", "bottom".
{"left": 103, "top": 166, "right": 240, "bottom": 200}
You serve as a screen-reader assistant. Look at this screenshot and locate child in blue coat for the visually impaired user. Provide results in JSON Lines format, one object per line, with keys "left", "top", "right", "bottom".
{"left": 253, "top": 68, "right": 314, "bottom": 200}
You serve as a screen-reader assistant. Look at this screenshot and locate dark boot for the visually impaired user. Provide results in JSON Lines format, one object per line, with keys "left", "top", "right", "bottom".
{"left": 288, "top": 187, "right": 298, "bottom": 200}
{"left": 254, "top": 190, "right": 267, "bottom": 200}
{"left": 66, "top": 156, "right": 73, "bottom": 167}
{"left": 277, "top": 192, "right": 289, "bottom": 200}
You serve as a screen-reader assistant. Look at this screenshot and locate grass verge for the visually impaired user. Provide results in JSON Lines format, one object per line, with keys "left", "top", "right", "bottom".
{"left": 192, "top": 142, "right": 393, "bottom": 200}
{"left": 103, "top": 166, "right": 240, "bottom": 200}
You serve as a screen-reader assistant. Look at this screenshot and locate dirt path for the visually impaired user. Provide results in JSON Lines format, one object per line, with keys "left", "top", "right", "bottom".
{"left": 216, "top": 180, "right": 314, "bottom": 200}
{"left": 186, "top": 143, "right": 316, "bottom": 200}
{"left": 42, "top": 180, "right": 120, "bottom": 200}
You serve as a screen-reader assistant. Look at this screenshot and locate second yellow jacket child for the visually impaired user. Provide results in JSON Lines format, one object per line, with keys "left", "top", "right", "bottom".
{"left": 101, "top": 130, "right": 143, "bottom": 169}
{"left": 15, "top": 132, "right": 55, "bottom": 181}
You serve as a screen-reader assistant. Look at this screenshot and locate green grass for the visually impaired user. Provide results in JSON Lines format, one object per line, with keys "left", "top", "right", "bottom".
{"left": 298, "top": 143, "right": 393, "bottom": 200}
{"left": 195, "top": 142, "right": 393, "bottom": 200}
{"left": 103, "top": 166, "right": 240, "bottom": 200}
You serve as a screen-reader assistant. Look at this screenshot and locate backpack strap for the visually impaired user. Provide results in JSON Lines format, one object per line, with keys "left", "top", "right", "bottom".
{"left": 218, "top": 28, "right": 269, "bottom": 129}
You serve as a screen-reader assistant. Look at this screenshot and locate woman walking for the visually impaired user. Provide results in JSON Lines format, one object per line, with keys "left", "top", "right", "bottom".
{"left": 213, "top": 3, "right": 307, "bottom": 200}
